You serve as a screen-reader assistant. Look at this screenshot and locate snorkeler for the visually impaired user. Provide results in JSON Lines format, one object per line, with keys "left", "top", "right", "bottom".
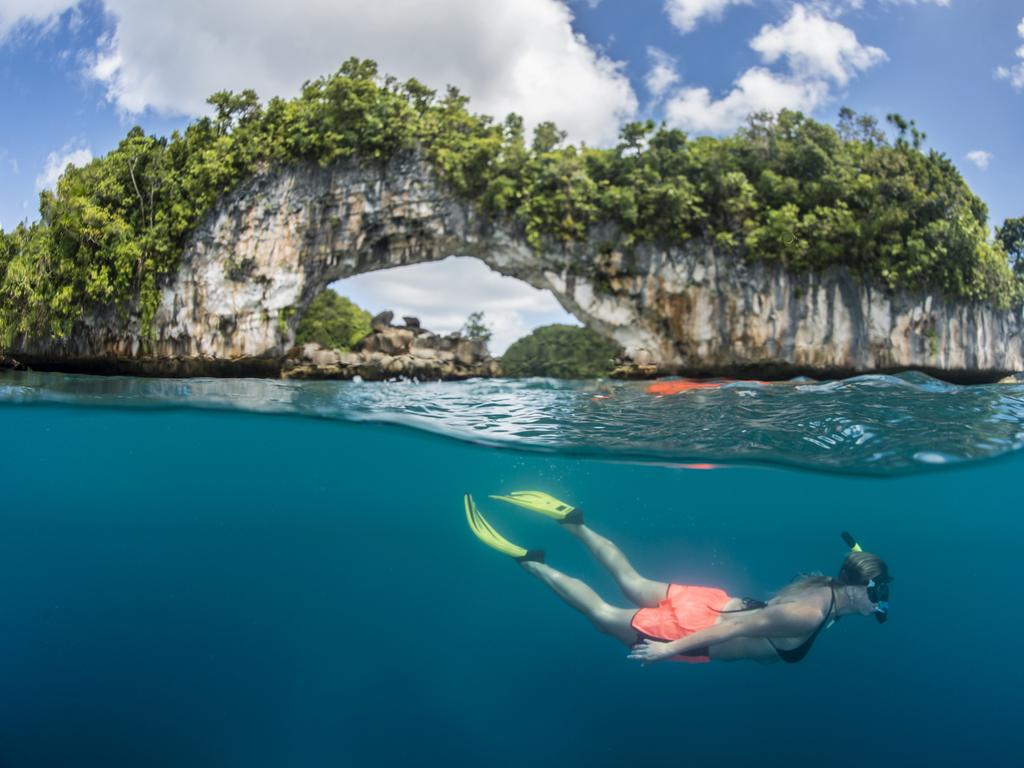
{"left": 465, "top": 492, "right": 891, "bottom": 664}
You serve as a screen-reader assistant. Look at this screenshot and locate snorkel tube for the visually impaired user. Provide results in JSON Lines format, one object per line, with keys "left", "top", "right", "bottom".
{"left": 841, "top": 531, "right": 862, "bottom": 553}
{"left": 840, "top": 531, "right": 890, "bottom": 624}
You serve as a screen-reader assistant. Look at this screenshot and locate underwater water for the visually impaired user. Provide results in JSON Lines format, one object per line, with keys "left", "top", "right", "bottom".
{"left": 1, "top": 370, "right": 1023, "bottom": 767}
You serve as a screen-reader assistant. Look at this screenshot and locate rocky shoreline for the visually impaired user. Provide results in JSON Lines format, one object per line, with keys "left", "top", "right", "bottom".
{"left": 5, "top": 341, "right": 1022, "bottom": 384}
{"left": 282, "top": 311, "right": 500, "bottom": 381}
{"left": 1, "top": 354, "right": 26, "bottom": 371}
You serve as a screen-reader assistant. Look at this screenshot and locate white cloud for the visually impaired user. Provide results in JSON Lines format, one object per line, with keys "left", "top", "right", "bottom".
{"left": 666, "top": 67, "right": 830, "bottom": 133}
{"left": 663, "top": 4, "right": 884, "bottom": 133}
{"left": 0, "top": 147, "right": 18, "bottom": 176}
{"left": 35, "top": 143, "right": 92, "bottom": 192}
{"left": 994, "top": 16, "right": 1024, "bottom": 91}
{"left": 805, "top": 1, "right": 952, "bottom": 19}
{"left": 814, "top": 0, "right": 949, "bottom": 10}
{"left": 58, "top": 0, "right": 634, "bottom": 147}
{"left": 800, "top": 1, "right": 953, "bottom": 23}
{"left": 750, "top": 4, "right": 887, "bottom": 85}
{"left": 1, "top": 1, "right": 637, "bottom": 146}
{"left": 664, "top": 0, "right": 753, "bottom": 34}
{"left": 1004, "top": 66, "right": 1024, "bottom": 91}
{"left": 331, "top": 257, "right": 578, "bottom": 356}
{"left": 0, "top": 0, "right": 78, "bottom": 42}
{"left": 965, "top": 150, "right": 992, "bottom": 170}
{"left": 645, "top": 47, "right": 680, "bottom": 100}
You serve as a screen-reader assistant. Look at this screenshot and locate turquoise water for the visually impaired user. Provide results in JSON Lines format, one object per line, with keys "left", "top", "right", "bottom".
{"left": 2, "top": 371, "right": 1023, "bottom": 766}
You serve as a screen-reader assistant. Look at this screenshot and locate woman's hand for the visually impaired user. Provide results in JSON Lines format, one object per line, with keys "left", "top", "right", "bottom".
{"left": 627, "top": 638, "right": 675, "bottom": 663}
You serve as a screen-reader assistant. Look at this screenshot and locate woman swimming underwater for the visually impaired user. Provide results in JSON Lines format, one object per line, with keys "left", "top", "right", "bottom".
{"left": 465, "top": 492, "right": 891, "bottom": 664}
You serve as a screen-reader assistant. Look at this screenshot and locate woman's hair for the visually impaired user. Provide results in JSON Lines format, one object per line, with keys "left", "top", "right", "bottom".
{"left": 836, "top": 551, "right": 890, "bottom": 586}
{"left": 769, "top": 551, "right": 890, "bottom": 604}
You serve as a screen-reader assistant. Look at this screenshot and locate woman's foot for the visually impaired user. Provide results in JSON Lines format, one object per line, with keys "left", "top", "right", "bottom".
{"left": 489, "top": 491, "right": 584, "bottom": 525}
{"left": 465, "top": 494, "right": 544, "bottom": 562}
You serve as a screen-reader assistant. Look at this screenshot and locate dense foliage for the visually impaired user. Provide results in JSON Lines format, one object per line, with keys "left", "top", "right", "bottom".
{"left": 996, "top": 217, "right": 1024, "bottom": 275}
{"left": 293, "top": 290, "right": 371, "bottom": 350}
{"left": 501, "top": 324, "right": 622, "bottom": 379}
{"left": 2, "top": 57, "right": 1020, "bottom": 348}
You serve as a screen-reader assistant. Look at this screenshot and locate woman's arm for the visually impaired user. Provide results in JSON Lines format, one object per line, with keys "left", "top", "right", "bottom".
{"left": 627, "top": 602, "right": 822, "bottom": 663}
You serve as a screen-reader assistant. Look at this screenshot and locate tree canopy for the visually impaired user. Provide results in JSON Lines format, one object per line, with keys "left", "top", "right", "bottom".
{"left": 996, "top": 217, "right": 1024, "bottom": 275}
{"left": 2, "top": 57, "right": 1020, "bottom": 349}
{"left": 501, "top": 324, "right": 622, "bottom": 379}
{"left": 294, "top": 290, "right": 371, "bottom": 350}
{"left": 460, "top": 311, "right": 493, "bottom": 344}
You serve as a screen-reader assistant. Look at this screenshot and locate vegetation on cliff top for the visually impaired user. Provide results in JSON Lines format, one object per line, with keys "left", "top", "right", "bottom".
{"left": 1, "top": 58, "right": 1021, "bottom": 346}
{"left": 997, "top": 217, "right": 1024, "bottom": 273}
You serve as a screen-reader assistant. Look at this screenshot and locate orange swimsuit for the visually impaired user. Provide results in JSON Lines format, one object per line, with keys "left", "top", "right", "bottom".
{"left": 630, "top": 584, "right": 731, "bottom": 664}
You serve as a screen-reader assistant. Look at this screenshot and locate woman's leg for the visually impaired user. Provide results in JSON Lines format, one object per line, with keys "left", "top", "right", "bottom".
{"left": 563, "top": 523, "right": 669, "bottom": 608}
{"left": 519, "top": 561, "right": 638, "bottom": 646}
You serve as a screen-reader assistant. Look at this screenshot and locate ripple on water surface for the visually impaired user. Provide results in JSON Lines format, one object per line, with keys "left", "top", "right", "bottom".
{"left": 2, "top": 370, "right": 1023, "bottom": 475}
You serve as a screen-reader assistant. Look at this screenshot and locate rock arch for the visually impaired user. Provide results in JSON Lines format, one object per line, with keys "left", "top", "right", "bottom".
{"left": 11, "top": 153, "right": 1024, "bottom": 381}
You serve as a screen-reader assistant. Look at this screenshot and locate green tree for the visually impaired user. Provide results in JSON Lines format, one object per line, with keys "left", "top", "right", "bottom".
{"left": 294, "top": 291, "right": 372, "bottom": 349}
{"left": 461, "top": 311, "right": 493, "bottom": 343}
{"left": 996, "top": 217, "right": 1024, "bottom": 274}
{"left": 501, "top": 324, "right": 622, "bottom": 378}
{"left": 531, "top": 121, "right": 567, "bottom": 154}
{"left": 207, "top": 89, "right": 263, "bottom": 135}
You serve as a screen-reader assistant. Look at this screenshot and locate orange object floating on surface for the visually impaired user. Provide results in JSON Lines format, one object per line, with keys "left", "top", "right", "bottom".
{"left": 646, "top": 379, "right": 720, "bottom": 395}
{"left": 644, "top": 378, "right": 770, "bottom": 395}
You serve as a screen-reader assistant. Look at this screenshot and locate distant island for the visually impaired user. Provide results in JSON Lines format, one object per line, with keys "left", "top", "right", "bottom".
{"left": 1, "top": 58, "right": 1021, "bottom": 381}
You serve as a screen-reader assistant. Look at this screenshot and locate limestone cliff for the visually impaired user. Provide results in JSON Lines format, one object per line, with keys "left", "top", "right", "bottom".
{"left": 10, "top": 153, "right": 1024, "bottom": 381}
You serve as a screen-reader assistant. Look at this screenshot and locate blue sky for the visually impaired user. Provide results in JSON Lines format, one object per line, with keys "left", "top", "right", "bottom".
{"left": 1, "top": 1, "right": 1021, "bottom": 350}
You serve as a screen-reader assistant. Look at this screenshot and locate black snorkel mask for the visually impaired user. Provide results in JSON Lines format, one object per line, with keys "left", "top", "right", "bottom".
{"left": 866, "top": 578, "right": 890, "bottom": 623}
{"left": 840, "top": 531, "right": 892, "bottom": 624}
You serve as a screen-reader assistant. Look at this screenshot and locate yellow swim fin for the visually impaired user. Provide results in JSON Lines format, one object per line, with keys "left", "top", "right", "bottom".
{"left": 488, "top": 490, "right": 583, "bottom": 524}
{"left": 464, "top": 494, "right": 544, "bottom": 563}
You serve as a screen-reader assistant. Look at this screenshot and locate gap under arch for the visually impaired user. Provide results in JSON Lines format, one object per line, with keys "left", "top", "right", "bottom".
{"left": 327, "top": 255, "right": 580, "bottom": 355}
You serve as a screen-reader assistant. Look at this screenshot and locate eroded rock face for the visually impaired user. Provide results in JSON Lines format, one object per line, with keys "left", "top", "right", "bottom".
{"left": 9, "top": 152, "right": 1024, "bottom": 381}
{"left": 281, "top": 315, "right": 499, "bottom": 381}
{"left": 1, "top": 354, "right": 26, "bottom": 371}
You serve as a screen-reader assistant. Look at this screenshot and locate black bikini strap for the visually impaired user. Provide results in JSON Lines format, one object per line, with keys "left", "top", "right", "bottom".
{"left": 770, "top": 584, "right": 836, "bottom": 663}
{"left": 711, "top": 597, "right": 768, "bottom": 614}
